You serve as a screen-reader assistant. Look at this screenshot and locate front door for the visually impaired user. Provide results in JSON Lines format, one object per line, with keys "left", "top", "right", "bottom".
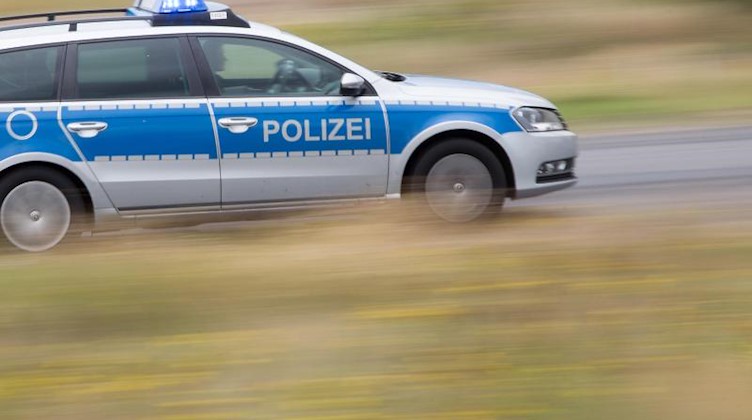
{"left": 61, "top": 37, "right": 220, "bottom": 211}
{"left": 192, "top": 36, "right": 388, "bottom": 207}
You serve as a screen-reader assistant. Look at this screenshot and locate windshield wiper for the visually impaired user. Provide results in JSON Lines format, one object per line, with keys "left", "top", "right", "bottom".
{"left": 377, "top": 71, "right": 407, "bottom": 82}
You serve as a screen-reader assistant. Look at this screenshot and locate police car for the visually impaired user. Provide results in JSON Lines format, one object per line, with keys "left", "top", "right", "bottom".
{"left": 0, "top": 0, "right": 578, "bottom": 252}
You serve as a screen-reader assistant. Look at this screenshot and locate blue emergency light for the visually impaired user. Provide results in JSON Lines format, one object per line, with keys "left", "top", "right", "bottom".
{"left": 133, "top": 0, "right": 208, "bottom": 14}
{"left": 159, "top": 0, "right": 208, "bottom": 13}
{"left": 127, "top": 0, "right": 249, "bottom": 28}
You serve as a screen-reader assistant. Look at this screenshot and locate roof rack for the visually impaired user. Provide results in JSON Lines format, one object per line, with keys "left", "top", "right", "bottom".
{"left": 0, "top": 2, "right": 249, "bottom": 34}
{"left": 0, "top": 9, "right": 148, "bottom": 33}
{"left": 0, "top": 9, "right": 129, "bottom": 24}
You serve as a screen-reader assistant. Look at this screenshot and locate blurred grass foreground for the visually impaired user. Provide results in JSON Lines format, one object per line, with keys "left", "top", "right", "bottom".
{"left": 1, "top": 203, "right": 752, "bottom": 419}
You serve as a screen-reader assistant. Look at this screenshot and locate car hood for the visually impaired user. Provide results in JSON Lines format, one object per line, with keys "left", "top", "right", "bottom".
{"left": 393, "top": 74, "right": 556, "bottom": 109}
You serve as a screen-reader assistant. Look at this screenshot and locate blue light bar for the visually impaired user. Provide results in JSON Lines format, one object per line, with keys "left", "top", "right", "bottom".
{"left": 129, "top": 0, "right": 250, "bottom": 28}
{"left": 161, "top": 0, "right": 208, "bottom": 13}
{"left": 134, "top": 0, "right": 208, "bottom": 14}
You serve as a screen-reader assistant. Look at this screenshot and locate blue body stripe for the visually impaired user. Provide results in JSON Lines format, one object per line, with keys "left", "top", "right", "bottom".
{"left": 62, "top": 104, "right": 218, "bottom": 160}
{"left": 386, "top": 104, "right": 522, "bottom": 154}
{"left": 213, "top": 101, "right": 388, "bottom": 156}
{"left": 0, "top": 108, "right": 81, "bottom": 162}
{"left": 1, "top": 102, "right": 521, "bottom": 165}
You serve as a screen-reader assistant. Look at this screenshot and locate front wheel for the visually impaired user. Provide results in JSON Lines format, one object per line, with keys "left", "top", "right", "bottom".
{"left": 406, "top": 139, "right": 508, "bottom": 223}
{"left": 0, "top": 168, "right": 86, "bottom": 252}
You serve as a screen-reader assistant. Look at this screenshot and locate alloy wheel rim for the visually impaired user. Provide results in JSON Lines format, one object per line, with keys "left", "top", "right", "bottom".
{"left": 425, "top": 154, "right": 494, "bottom": 222}
{"left": 1, "top": 181, "right": 71, "bottom": 252}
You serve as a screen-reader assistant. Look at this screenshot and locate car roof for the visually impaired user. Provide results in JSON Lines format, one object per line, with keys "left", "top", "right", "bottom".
{"left": 0, "top": 2, "right": 383, "bottom": 85}
{"left": 0, "top": 1, "right": 283, "bottom": 51}
{"left": 0, "top": 19, "right": 283, "bottom": 51}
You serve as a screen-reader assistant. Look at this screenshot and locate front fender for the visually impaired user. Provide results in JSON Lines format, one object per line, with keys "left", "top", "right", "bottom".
{"left": 387, "top": 121, "right": 521, "bottom": 196}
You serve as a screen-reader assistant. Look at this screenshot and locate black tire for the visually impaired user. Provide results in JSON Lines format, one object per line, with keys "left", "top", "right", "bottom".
{"left": 0, "top": 167, "right": 88, "bottom": 252}
{"left": 404, "top": 138, "right": 508, "bottom": 222}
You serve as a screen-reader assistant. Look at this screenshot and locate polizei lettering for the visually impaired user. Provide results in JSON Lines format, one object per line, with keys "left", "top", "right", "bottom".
{"left": 263, "top": 118, "right": 372, "bottom": 143}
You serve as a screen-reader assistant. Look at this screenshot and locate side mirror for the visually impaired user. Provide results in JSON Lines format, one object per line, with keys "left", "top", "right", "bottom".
{"left": 340, "top": 73, "right": 366, "bottom": 97}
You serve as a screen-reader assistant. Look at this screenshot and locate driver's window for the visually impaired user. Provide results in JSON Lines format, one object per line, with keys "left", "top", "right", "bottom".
{"left": 198, "top": 37, "right": 345, "bottom": 97}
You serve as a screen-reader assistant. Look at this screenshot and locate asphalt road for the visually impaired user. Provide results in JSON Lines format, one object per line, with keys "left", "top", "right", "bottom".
{"left": 512, "top": 125, "right": 752, "bottom": 212}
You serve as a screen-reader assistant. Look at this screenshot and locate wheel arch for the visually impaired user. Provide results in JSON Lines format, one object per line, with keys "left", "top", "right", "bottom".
{"left": 393, "top": 123, "right": 517, "bottom": 196}
{"left": 0, "top": 156, "right": 95, "bottom": 221}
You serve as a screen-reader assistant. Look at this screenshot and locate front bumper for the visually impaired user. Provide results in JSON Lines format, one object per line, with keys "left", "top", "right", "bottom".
{"left": 500, "top": 130, "right": 579, "bottom": 199}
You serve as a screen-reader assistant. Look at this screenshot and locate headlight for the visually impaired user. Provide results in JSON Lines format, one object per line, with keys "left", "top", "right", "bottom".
{"left": 512, "top": 107, "right": 567, "bottom": 132}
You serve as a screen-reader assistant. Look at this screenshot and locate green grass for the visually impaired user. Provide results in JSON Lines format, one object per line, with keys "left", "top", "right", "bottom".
{"left": 278, "top": 0, "right": 752, "bottom": 128}
{"left": 555, "top": 80, "right": 752, "bottom": 124}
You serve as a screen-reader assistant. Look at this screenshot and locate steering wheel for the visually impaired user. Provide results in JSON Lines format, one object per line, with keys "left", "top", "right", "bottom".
{"left": 322, "top": 80, "right": 342, "bottom": 96}
{"left": 269, "top": 59, "right": 318, "bottom": 94}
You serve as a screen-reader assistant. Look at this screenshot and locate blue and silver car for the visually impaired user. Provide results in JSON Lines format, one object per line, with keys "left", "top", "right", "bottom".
{"left": 0, "top": 0, "right": 578, "bottom": 252}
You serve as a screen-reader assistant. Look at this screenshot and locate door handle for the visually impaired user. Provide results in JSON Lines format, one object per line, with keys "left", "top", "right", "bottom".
{"left": 67, "top": 121, "right": 108, "bottom": 139}
{"left": 218, "top": 117, "right": 259, "bottom": 135}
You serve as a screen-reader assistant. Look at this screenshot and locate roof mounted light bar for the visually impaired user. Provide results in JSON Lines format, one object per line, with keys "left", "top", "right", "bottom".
{"left": 133, "top": 0, "right": 208, "bottom": 14}
{"left": 129, "top": 0, "right": 249, "bottom": 28}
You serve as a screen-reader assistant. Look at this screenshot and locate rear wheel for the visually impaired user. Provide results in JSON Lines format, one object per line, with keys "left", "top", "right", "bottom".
{"left": 406, "top": 139, "right": 508, "bottom": 222}
{"left": 0, "top": 167, "right": 87, "bottom": 252}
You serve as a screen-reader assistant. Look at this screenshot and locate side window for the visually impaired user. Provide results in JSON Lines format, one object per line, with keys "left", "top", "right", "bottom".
{"left": 0, "top": 46, "right": 62, "bottom": 102}
{"left": 76, "top": 38, "right": 189, "bottom": 100}
{"left": 198, "top": 37, "right": 345, "bottom": 97}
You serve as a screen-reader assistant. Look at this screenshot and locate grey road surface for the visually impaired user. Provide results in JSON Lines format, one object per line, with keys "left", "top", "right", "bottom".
{"left": 513, "top": 125, "right": 752, "bottom": 211}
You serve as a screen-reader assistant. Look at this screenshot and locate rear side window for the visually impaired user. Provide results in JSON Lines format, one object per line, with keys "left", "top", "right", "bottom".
{"left": 0, "top": 46, "right": 62, "bottom": 102}
{"left": 76, "top": 38, "right": 190, "bottom": 99}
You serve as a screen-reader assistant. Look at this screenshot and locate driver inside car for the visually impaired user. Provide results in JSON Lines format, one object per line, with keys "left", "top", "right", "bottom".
{"left": 201, "top": 39, "right": 341, "bottom": 96}
{"left": 267, "top": 58, "right": 319, "bottom": 95}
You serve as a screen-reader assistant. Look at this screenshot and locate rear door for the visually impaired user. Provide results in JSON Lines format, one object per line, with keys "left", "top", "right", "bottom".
{"left": 60, "top": 36, "right": 220, "bottom": 211}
